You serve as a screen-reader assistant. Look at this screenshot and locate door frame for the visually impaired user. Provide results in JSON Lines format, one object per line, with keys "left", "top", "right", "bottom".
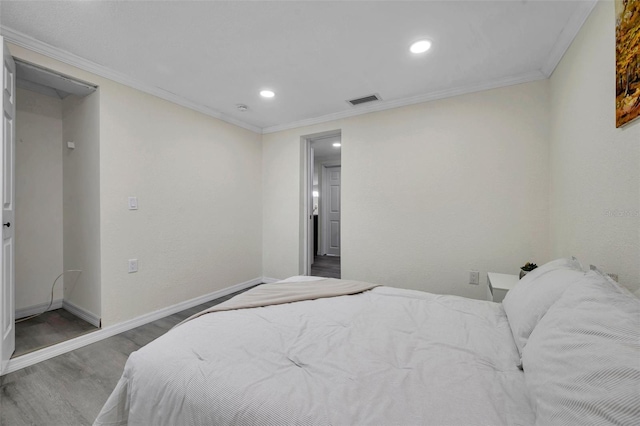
{"left": 300, "top": 129, "right": 341, "bottom": 276}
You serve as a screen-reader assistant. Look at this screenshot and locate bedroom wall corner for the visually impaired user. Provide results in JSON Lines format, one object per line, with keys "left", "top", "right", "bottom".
{"left": 549, "top": 0, "right": 640, "bottom": 292}
{"left": 98, "top": 80, "right": 264, "bottom": 326}
{"left": 262, "top": 80, "right": 551, "bottom": 300}
{"left": 262, "top": 125, "right": 341, "bottom": 279}
{"left": 7, "top": 43, "right": 264, "bottom": 328}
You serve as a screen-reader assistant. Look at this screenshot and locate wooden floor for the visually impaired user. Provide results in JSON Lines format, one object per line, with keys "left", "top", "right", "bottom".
{"left": 14, "top": 309, "right": 99, "bottom": 358}
{"left": 0, "top": 286, "right": 254, "bottom": 426}
{"left": 310, "top": 255, "right": 341, "bottom": 279}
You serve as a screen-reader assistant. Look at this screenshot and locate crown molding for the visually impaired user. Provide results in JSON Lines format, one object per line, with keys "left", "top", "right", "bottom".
{"left": 0, "top": 25, "right": 262, "bottom": 134}
{"left": 262, "top": 70, "right": 547, "bottom": 134}
{"left": 2, "top": 0, "right": 595, "bottom": 137}
{"left": 263, "top": 0, "right": 596, "bottom": 135}
{"left": 540, "top": 0, "right": 598, "bottom": 77}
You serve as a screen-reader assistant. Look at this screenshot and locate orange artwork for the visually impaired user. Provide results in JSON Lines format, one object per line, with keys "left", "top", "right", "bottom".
{"left": 616, "top": 0, "right": 640, "bottom": 127}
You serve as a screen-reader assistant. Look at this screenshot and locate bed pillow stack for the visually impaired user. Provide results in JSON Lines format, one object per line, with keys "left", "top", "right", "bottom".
{"left": 521, "top": 270, "right": 640, "bottom": 425}
{"left": 502, "top": 257, "right": 585, "bottom": 355}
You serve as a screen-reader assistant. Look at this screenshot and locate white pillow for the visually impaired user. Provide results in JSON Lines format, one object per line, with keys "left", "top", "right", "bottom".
{"left": 591, "top": 265, "right": 639, "bottom": 298}
{"left": 522, "top": 271, "right": 640, "bottom": 425}
{"left": 503, "top": 257, "right": 584, "bottom": 355}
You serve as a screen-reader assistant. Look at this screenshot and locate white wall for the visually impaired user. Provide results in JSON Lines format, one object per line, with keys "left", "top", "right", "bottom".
{"left": 99, "top": 82, "right": 262, "bottom": 326}
{"left": 9, "top": 44, "right": 263, "bottom": 327}
{"left": 263, "top": 80, "right": 551, "bottom": 299}
{"left": 62, "top": 92, "right": 101, "bottom": 317}
{"left": 10, "top": 1, "right": 635, "bottom": 324}
{"left": 14, "top": 88, "right": 63, "bottom": 311}
{"left": 549, "top": 1, "right": 640, "bottom": 291}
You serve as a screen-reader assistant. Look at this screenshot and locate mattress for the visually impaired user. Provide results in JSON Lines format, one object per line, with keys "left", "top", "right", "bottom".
{"left": 94, "top": 277, "right": 534, "bottom": 425}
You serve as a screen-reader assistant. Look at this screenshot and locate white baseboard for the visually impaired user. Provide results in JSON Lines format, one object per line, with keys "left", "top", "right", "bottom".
{"left": 3, "top": 276, "right": 263, "bottom": 376}
{"left": 62, "top": 300, "right": 101, "bottom": 328}
{"left": 261, "top": 277, "right": 280, "bottom": 284}
{"left": 15, "top": 299, "right": 63, "bottom": 319}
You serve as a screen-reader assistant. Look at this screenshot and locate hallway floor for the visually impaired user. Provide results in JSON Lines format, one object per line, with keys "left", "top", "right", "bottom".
{"left": 310, "top": 255, "right": 341, "bottom": 279}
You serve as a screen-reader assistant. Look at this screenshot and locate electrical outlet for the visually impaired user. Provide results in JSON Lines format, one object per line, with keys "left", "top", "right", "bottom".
{"left": 128, "top": 259, "right": 138, "bottom": 273}
{"left": 469, "top": 270, "right": 479, "bottom": 285}
{"left": 128, "top": 197, "right": 138, "bottom": 210}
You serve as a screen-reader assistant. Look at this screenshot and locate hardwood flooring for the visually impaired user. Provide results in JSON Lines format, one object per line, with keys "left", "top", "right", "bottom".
{"left": 0, "top": 286, "right": 255, "bottom": 426}
{"left": 310, "top": 255, "right": 341, "bottom": 279}
{"left": 14, "top": 309, "right": 99, "bottom": 358}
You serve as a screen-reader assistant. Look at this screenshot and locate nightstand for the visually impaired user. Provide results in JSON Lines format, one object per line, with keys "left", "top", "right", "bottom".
{"left": 487, "top": 272, "right": 519, "bottom": 303}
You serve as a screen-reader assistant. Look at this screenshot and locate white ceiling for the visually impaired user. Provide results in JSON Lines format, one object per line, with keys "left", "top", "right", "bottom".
{"left": 311, "top": 134, "right": 342, "bottom": 159}
{"left": 0, "top": 1, "right": 596, "bottom": 134}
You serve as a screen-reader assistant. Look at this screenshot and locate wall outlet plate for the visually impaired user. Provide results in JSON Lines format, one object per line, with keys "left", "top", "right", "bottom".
{"left": 128, "top": 197, "right": 138, "bottom": 210}
{"left": 469, "top": 270, "right": 480, "bottom": 285}
{"left": 128, "top": 259, "right": 138, "bottom": 273}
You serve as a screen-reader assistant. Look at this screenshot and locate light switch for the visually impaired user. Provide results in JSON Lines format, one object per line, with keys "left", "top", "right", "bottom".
{"left": 128, "top": 197, "right": 138, "bottom": 210}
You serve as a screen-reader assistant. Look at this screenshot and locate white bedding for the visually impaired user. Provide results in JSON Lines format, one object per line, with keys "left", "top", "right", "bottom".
{"left": 95, "top": 278, "right": 533, "bottom": 425}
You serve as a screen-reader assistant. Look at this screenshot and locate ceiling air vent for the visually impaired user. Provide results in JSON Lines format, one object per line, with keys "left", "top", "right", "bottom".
{"left": 347, "top": 94, "right": 381, "bottom": 106}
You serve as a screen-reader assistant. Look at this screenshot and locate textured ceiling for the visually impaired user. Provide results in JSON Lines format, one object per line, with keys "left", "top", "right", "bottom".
{"left": 0, "top": 1, "right": 595, "bottom": 133}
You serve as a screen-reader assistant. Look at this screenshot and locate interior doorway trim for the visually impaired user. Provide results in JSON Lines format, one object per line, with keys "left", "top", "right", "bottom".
{"left": 299, "top": 129, "right": 341, "bottom": 276}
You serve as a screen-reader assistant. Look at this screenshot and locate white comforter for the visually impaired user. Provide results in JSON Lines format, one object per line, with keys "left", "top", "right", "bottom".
{"left": 95, "top": 278, "right": 533, "bottom": 425}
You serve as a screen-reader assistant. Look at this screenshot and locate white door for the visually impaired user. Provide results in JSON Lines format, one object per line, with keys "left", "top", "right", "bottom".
{"left": 0, "top": 38, "right": 16, "bottom": 374}
{"left": 325, "top": 166, "right": 340, "bottom": 256}
{"left": 307, "top": 146, "right": 314, "bottom": 274}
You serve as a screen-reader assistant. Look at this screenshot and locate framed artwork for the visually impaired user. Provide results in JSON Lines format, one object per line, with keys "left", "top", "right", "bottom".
{"left": 616, "top": 0, "right": 640, "bottom": 127}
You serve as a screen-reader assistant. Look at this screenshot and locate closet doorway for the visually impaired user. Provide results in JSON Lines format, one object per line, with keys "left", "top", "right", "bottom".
{"left": 11, "top": 59, "right": 101, "bottom": 358}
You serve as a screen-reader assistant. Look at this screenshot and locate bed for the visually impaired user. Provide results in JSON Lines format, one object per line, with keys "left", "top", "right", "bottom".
{"left": 94, "top": 259, "right": 640, "bottom": 426}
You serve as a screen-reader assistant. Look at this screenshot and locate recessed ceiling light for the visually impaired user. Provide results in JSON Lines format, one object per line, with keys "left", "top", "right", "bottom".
{"left": 410, "top": 40, "right": 432, "bottom": 54}
{"left": 260, "top": 90, "right": 275, "bottom": 98}
{"left": 333, "top": 142, "right": 341, "bottom": 147}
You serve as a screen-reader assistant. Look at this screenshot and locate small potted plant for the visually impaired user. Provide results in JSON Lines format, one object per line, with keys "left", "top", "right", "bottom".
{"left": 520, "top": 262, "right": 538, "bottom": 279}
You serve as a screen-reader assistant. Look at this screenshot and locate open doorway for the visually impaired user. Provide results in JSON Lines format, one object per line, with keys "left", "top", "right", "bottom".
{"left": 308, "top": 133, "right": 341, "bottom": 279}
{"left": 11, "top": 59, "right": 101, "bottom": 358}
